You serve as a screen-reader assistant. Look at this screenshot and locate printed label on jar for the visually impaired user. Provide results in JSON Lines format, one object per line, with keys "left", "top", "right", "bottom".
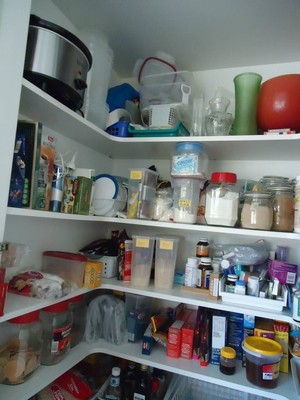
{"left": 172, "top": 155, "right": 198, "bottom": 174}
{"left": 262, "top": 362, "right": 280, "bottom": 380}
{"left": 51, "top": 323, "right": 72, "bottom": 353}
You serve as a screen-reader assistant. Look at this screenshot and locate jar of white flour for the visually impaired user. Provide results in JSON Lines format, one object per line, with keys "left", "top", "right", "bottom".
{"left": 205, "top": 172, "right": 239, "bottom": 227}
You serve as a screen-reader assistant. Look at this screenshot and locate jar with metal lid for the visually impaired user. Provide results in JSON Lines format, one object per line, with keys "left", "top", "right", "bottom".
{"left": 196, "top": 237, "right": 209, "bottom": 257}
{"left": 40, "top": 300, "right": 73, "bottom": 365}
{"left": 220, "top": 346, "right": 236, "bottom": 375}
{"left": 225, "top": 274, "right": 238, "bottom": 293}
{"left": 259, "top": 175, "right": 291, "bottom": 191}
{"left": 240, "top": 192, "right": 273, "bottom": 230}
{"left": 68, "top": 295, "right": 87, "bottom": 348}
{"left": 268, "top": 186, "right": 294, "bottom": 232}
{"left": 205, "top": 172, "right": 239, "bottom": 227}
{"left": 171, "top": 142, "right": 208, "bottom": 178}
{"left": 0, "top": 311, "right": 42, "bottom": 384}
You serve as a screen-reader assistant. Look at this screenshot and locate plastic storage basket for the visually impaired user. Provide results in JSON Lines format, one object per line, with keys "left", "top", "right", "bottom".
{"left": 164, "top": 375, "right": 267, "bottom": 400}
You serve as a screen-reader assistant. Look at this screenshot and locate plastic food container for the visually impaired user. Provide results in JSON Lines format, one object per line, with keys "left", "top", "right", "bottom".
{"left": 172, "top": 176, "right": 203, "bottom": 224}
{"left": 68, "top": 295, "right": 87, "bottom": 348}
{"left": 171, "top": 142, "right": 208, "bottom": 178}
{"left": 0, "top": 311, "right": 42, "bottom": 384}
{"left": 205, "top": 172, "right": 239, "bottom": 227}
{"left": 130, "top": 235, "right": 155, "bottom": 287}
{"left": 242, "top": 336, "right": 282, "bottom": 389}
{"left": 40, "top": 301, "right": 72, "bottom": 365}
{"left": 154, "top": 236, "right": 180, "bottom": 289}
{"left": 42, "top": 251, "right": 87, "bottom": 292}
{"left": 127, "top": 168, "right": 158, "bottom": 220}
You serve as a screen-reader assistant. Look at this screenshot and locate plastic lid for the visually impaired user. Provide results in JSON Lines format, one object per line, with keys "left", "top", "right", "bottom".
{"left": 43, "top": 300, "right": 69, "bottom": 313}
{"left": 10, "top": 310, "right": 39, "bottom": 324}
{"left": 112, "top": 367, "right": 121, "bottom": 376}
{"left": 211, "top": 172, "right": 237, "bottom": 183}
{"left": 69, "top": 295, "right": 84, "bottom": 303}
{"left": 221, "top": 346, "right": 236, "bottom": 359}
{"left": 187, "top": 257, "right": 199, "bottom": 266}
{"left": 43, "top": 251, "right": 87, "bottom": 262}
{"left": 200, "top": 257, "right": 211, "bottom": 263}
{"left": 176, "top": 142, "right": 204, "bottom": 154}
{"left": 227, "top": 274, "right": 238, "bottom": 281}
{"left": 243, "top": 336, "right": 282, "bottom": 356}
{"left": 94, "top": 174, "right": 119, "bottom": 199}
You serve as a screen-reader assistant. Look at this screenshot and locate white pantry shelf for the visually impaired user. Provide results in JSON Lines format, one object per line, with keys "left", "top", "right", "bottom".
{"left": 19, "top": 79, "right": 300, "bottom": 161}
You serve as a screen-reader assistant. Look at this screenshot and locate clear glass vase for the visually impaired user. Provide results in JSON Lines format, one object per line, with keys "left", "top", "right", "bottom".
{"left": 205, "top": 96, "right": 233, "bottom": 136}
{"left": 231, "top": 72, "right": 262, "bottom": 135}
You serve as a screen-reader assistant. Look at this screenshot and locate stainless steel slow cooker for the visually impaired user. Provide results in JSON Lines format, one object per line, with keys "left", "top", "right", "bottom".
{"left": 24, "top": 15, "right": 92, "bottom": 111}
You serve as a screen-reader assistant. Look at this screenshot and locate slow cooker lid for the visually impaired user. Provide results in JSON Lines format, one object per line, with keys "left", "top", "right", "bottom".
{"left": 29, "top": 14, "right": 92, "bottom": 68}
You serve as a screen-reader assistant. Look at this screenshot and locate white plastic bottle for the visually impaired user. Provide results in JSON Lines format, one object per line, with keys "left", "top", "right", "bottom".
{"left": 184, "top": 257, "right": 198, "bottom": 287}
{"left": 105, "top": 367, "right": 122, "bottom": 400}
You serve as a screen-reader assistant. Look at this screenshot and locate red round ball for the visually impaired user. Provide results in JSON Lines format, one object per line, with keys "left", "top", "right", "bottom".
{"left": 257, "top": 74, "right": 300, "bottom": 131}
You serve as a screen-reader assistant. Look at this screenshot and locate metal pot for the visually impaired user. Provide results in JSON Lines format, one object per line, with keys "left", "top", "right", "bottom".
{"left": 24, "top": 15, "right": 92, "bottom": 111}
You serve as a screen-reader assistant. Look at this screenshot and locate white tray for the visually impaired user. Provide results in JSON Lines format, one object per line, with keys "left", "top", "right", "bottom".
{"left": 219, "top": 276, "right": 287, "bottom": 312}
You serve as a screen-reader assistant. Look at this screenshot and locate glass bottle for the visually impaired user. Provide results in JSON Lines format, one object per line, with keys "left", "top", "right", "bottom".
{"left": 232, "top": 72, "right": 262, "bottom": 135}
{"left": 205, "top": 96, "right": 233, "bottom": 136}
{"left": 220, "top": 346, "right": 236, "bottom": 375}
{"left": 122, "top": 361, "right": 137, "bottom": 400}
{"left": 240, "top": 192, "right": 273, "bottom": 230}
{"left": 105, "top": 367, "right": 122, "bottom": 400}
{"left": 133, "top": 364, "right": 151, "bottom": 400}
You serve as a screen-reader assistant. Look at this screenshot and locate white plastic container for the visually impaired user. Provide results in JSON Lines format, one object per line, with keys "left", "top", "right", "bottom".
{"left": 172, "top": 176, "right": 203, "bottom": 224}
{"left": 205, "top": 172, "right": 239, "bottom": 227}
{"left": 93, "top": 174, "right": 127, "bottom": 216}
{"left": 184, "top": 257, "right": 199, "bottom": 288}
{"left": 154, "top": 236, "right": 180, "bottom": 289}
{"left": 130, "top": 235, "right": 155, "bottom": 287}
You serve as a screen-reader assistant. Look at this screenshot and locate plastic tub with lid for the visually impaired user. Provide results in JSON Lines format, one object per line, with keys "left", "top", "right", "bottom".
{"left": 242, "top": 336, "right": 282, "bottom": 389}
{"left": 171, "top": 142, "right": 208, "bottom": 178}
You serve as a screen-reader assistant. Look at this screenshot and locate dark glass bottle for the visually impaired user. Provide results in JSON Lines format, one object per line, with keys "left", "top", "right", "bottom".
{"left": 133, "top": 364, "right": 151, "bottom": 400}
{"left": 122, "top": 361, "right": 137, "bottom": 400}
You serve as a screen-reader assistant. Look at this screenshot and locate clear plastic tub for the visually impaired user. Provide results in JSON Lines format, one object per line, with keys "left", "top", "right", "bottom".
{"left": 171, "top": 142, "right": 208, "bottom": 178}
{"left": 172, "top": 176, "right": 203, "bottom": 224}
{"left": 127, "top": 168, "right": 158, "bottom": 219}
{"left": 130, "top": 235, "right": 155, "bottom": 287}
{"left": 154, "top": 236, "right": 180, "bottom": 289}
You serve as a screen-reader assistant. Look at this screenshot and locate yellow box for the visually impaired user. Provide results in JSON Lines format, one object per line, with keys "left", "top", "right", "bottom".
{"left": 274, "top": 321, "right": 289, "bottom": 373}
{"left": 83, "top": 260, "right": 102, "bottom": 288}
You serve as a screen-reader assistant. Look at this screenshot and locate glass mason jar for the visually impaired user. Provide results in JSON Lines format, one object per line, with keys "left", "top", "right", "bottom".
{"left": 259, "top": 175, "right": 291, "bottom": 191}
{"left": 0, "top": 311, "right": 42, "bottom": 385}
{"left": 268, "top": 186, "right": 294, "bottom": 232}
{"left": 240, "top": 192, "right": 273, "bottom": 230}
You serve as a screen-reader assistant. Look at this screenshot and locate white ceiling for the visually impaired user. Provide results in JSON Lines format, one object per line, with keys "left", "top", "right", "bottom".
{"left": 52, "top": 0, "right": 300, "bottom": 78}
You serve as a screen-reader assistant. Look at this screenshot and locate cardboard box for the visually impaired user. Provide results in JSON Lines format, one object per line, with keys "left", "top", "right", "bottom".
{"left": 167, "top": 309, "right": 192, "bottom": 358}
{"left": 180, "top": 309, "right": 197, "bottom": 359}
{"left": 73, "top": 176, "right": 92, "bottom": 215}
{"left": 242, "top": 314, "right": 255, "bottom": 367}
{"left": 83, "top": 260, "right": 102, "bottom": 288}
{"left": 211, "top": 313, "right": 227, "bottom": 365}
{"left": 274, "top": 321, "right": 289, "bottom": 373}
{"left": 254, "top": 317, "right": 275, "bottom": 339}
{"left": 227, "top": 312, "right": 244, "bottom": 360}
{"left": 267, "top": 259, "right": 297, "bottom": 285}
{"left": 142, "top": 323, "right": 153, "bottom": 355}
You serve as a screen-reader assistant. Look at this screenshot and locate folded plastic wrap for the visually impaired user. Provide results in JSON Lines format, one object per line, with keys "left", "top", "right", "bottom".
{"left": 8, "top": 270, "right": 65, "bottom": 299}
{"left": 211, "top": 239, "right": 269, "bottom": 266}
{"left": 85, "top": 294, "right": 126, "bottom": 345}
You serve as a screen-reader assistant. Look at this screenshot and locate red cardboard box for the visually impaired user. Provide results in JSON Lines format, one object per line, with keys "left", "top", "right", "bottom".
{"left": 181, "top": 309, "right": 197, "bottom": 359}
{"left": 167, "top": 309, "right": 192, "bottom": 358}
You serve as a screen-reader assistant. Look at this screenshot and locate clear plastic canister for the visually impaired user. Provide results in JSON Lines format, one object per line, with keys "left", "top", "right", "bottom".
{"left": 40, "top": 300, "right": 73, "bottom": 365}
{"left": 172, "top": 176, "right": 203, "bottom": 224}
{"left": 68, "top": 295, "right": 87, "bottom": 348}
{"left": 205, "top": 172, "right": 239, "bottom": 227}
{"left": 0, "top": 311, "right": 42, "bottom": 384}
{"left": 240, "top": 192, "right": 273, "bottom": 230}
{"left": 268, "top": 186, "right": 294, "bottom": 232}
{"left": 171, "top": 142, "right": 208, "bottom": 178}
